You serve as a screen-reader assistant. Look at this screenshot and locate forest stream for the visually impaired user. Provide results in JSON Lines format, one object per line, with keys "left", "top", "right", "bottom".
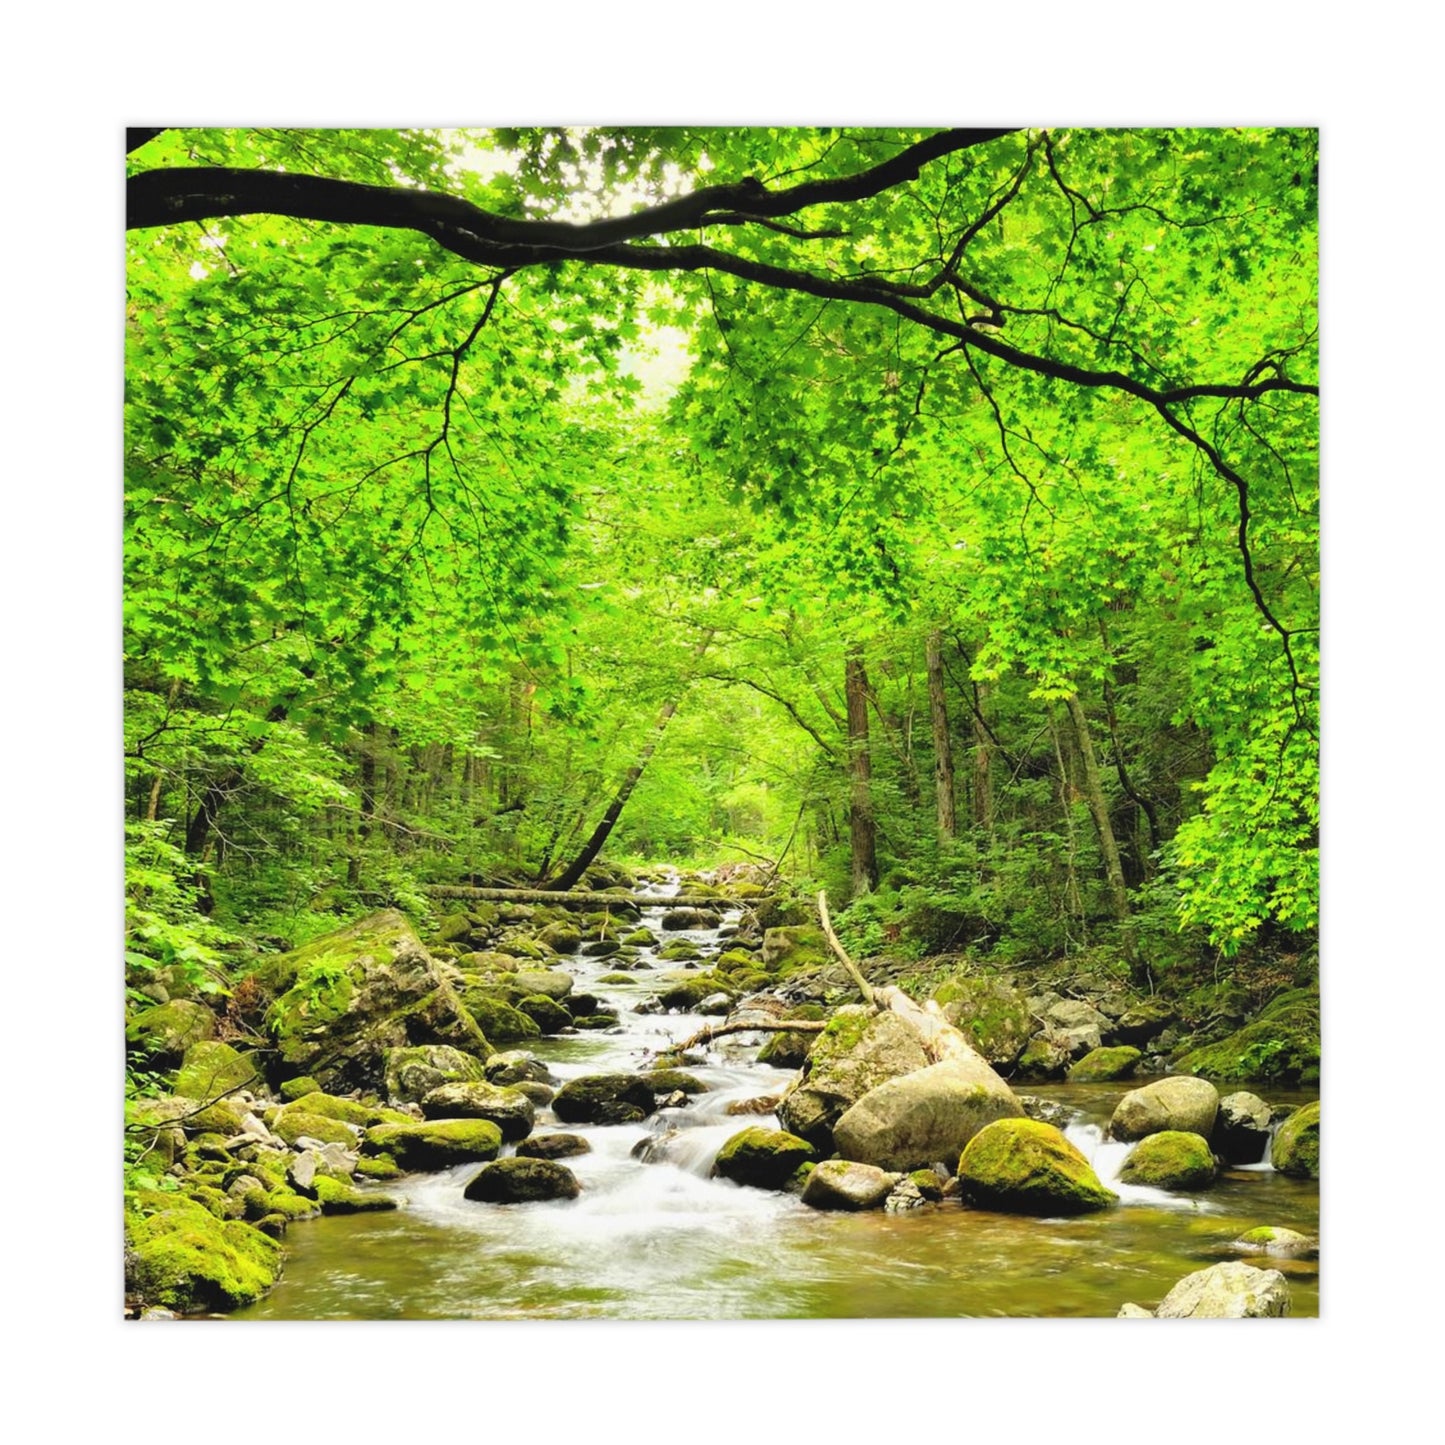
{"left": 233, "top": 877, "right": 1319, "bottom": 1321}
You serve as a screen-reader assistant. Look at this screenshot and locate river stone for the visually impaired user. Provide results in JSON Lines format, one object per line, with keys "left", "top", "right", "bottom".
{"left": 127, "top": 1000, "right": 218, "bottom": 1062}
{"left": 776, "top": 1007, "right": 931, "bottom": 1150}
{"left": 385, "top": 1044, "right": 489, "bottom": 1104}
{"left": 662, "top": 908, "right": 720, "bottom": 930}
{"left": 712, "top": 1127, "right": 817, "bottom": 1190}
{"left": 1154, "top": 1262, "right": 1290, "bottom": 1318}
{"left": 1016, "top": 1033, "right": 1072, "bottom": 1079}
{"left": 1231, "top": 1226, "right": 1317, "bottom": 1259}
{"left": 361, "top": 1118, "right": 503, "bottom": 1170}
{"left": 514, "top": 1133, "right": 592, "bottom": 1160}
{"left": 1046, "top": 999, "right": 1112, "bottom": 1036}
{"left": 312, "top": 1176, "right": 400, "bottom": 1213}
{"left": 512, "top": 969, "right": 574, "bottom": 1000}
{"left": 1270, "top": 1100, "right": 1319, "bottom": 1178}
{"left": 1109, "top": 1076, "right": 1219, "bottom": 1142}
{"left": 1213, "top": 1091, "right": 1273, "bottom": 1164}
{"left": 1113, "top": 1001, "right": 1177, "bottom": 1046}
{"left": 464, "top": 1157, "right": 581, "bottom": 1203}
{"left": 552, "top": 1073, "right": 657, "bottom": 1125}
{"left": 419, "top": 1082, "right": 536, "bottom": 1141}
{"left": 174, "top": 1041, "right": 257, "bottom": 1100}
{"left": 800, "top": 1159, "right": 897, "bottom": 1211}
{"left": 832, "top": 1055, "right": 1025, "bottom": 1172}
{"left": 1068, "top": 1045, "right": 1142, "bottom": 1083}
{"left": 1117, "top": 1302, "right": 1155, "bottom": 1318}
{"left": 485, "top": 1051, "right": 555, "bottom": 1087}
{"left": 1117, "top": 1130, "right": 1217, "bottom": 1190}
{"left": 537, "top": 922, "right": 583, "bottom": 954}
{"left": 958, "top": 1118, "right": 1117, "bottom": 1215}
{"left": 517, "top": 994, "right": 573, "bottom": 1034}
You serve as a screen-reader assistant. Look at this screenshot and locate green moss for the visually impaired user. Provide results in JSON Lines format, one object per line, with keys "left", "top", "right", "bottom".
{"left": 361, "top": 1118, "right": 503, "bottom": 1170}
{"left": 279, "top": 1075, "right": 322, "bottom": 1102}
{"left": 712, "top": 1127, "right": 818, "bottom": 1190}
{"left": 1068, "top": 1045, "right": 1143, "bottom": 1083}
{"left": 271, "top": 1109, "right": 358, "bottom": 1147}
{"left": 353, "top": 1154, "right": 404, "bottom": 1180}
{"left": 126, "top": 1000, "right": 217, "bottom": 1060}
{"left": 460, "top": 991, "right": 543, "bottom": 1042}
{"left": 127, "top": 1194, "right": 283, "bottom": 1312}
{"left": 181, "top": 1100, "right": 248, "bottom": 1136}
{"left": 958, "top": 1118, "right": 1117, "bottom": 1215}
{"left": 263, "top": 1189, "right": 320, "bottom": 1220}
{"left": 932, "top": 977, "right": 1032, "bottom": 1065}
{"left": 1271, "top": 1100, "right": 1320, "bottom": 1178}
{"left": 1118, "top": 1130, "right": 1217, "bottom": 1189}
{"left": 1172, "top": 988, "right": 1320, "bottom": 1085}
{"left": 516, "top": 994, "right": 573, "bottom": 1033}
{"left": 639, "top": 1069, "right": 710, "bottom": 1095}
{"left": 175, "top": 1041, "right": 258, "bottom": 1100}
{"left": 312, "top": 1175, "right": 399, "bottom": 1213}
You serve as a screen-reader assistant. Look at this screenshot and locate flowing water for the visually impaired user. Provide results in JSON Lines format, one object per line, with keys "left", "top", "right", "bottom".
{"left": 234, "top": 880, "right": 1320, "bottom": 1320}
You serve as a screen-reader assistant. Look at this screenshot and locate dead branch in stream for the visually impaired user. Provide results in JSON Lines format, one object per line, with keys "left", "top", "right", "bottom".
{"left": 674, "top": 1018, "right": 829, "bottom": 1052}
{"left": 428, "top": 885, "right": 768, "bottom": 909}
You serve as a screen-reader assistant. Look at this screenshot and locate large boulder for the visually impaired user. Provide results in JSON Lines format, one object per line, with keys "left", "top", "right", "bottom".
{"left": 958, "top": 1119, "right": 1116, "bottom": 1215}
{"left": 1271, "top": 1101, "right": 1320, "bottom": 1178}
{"left": 257, "top": 911, "right": 493, "bottom": 1094}
{"left": 1213, "top": 1091, "right": 1273, "bottom": 1165}
{"left": 174, "top": 1041, "right": 257, "bottom": 1100}
{"left": 712, "top": 1127, "right": 816, "bottom": 1190}
{"left": 464, "top": 1157, "right": 580, "bottom": 1203}
{"left": 511, "top": 969, "right": 574, "bottom": 1000}
{"left": 385, "top": 1044, "right": 489, "bottom": 1104}
{"left": 552, "top": 1073, "right": 657, "bottom": 1125}
{"left": 935, "top": 977, "right": 1034, "bottom": 1067}
{"left": 1172, "top": 988, "right": 1320, "bottom": 1086}
{"left": 126, "top": 1000, "right": 217, "bottom": 1063}
{"left": 832, "top": 1056, "right": 1025, "bottom": 1172}
{"left": 1154, "top": 1262, "right": 1290, "bottom": 1318}
{"left": 1117, "top": 1130, "right": 1217, "bottom": 1190}
{"left": 800, "top": 1159, "right": 896, "bottom": 1211}
{"left": 419, "top": 1082, "right": 536, "bottom": 1141}
{"left": 1109, "top": 1076, "right": 1219, "bottom": 1142}
{"left": 776, "top": 1007, "right": 931, "bottom": 1150}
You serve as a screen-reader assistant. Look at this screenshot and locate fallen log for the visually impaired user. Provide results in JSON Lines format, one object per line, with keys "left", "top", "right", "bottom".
{"left": 428, "top": 886, "right": 769, "bottom": 910}
{"left": 674, "top": 1018, "right": 828, "bottom": 1052}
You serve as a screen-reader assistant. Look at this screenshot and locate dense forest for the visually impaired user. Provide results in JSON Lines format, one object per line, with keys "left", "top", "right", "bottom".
{"left": 122, "top": 126, "right": 1320, "bottom": 1320}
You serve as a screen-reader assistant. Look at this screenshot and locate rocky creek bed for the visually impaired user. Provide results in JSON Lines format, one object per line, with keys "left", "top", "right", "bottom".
{"left": 125, "top": 871, "right": 1320, "bottom": 1321}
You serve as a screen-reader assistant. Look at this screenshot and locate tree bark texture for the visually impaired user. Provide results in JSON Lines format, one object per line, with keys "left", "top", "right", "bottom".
{"left": 846, "top": 646, "right": 879, "bottom": 896}
{"left": 1064, "top": 692, "right": 1131, "bottom": 921}
{"left": 925, "top": 630, "right": 957, "bottom": 841}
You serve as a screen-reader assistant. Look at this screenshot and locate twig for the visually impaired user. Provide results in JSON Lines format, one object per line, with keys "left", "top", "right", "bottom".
{"left": 816, "top": 890, "right": 875, "bottom": 1006}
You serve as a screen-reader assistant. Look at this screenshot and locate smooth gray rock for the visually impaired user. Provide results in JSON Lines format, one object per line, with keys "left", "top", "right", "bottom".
{"left": 1155, "top": 1262, "right": 1290, "bottom": 1318}
{"left": 1109, "top": 1076, "right": 1219, "bottom": 1142}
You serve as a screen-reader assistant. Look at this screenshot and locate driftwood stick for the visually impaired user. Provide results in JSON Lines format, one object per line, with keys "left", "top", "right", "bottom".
{"left": 674, "top": 1018, "right": 829, "bottom": 1052}
{"left": 816, "top": 890, "right": 875, "bottom": 1006}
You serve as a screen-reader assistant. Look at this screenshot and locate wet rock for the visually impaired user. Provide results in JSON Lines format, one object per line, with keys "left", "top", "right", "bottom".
{"left": 933, "top": 976, "right": 1033, "bottom": 1067}
{"left": 832, "top": 1055, "right": 1025, "bottom": 1172}
{"left": 640, "top": 1069, "right": 710, "bottom": 1095}
{"left": 1068, "top": 1046, "right": 1142, "bottom": 1083}
{"left": 485, "top": 1051, "right": 556, "bottom": 1087}
{"left": 1171, "top": 988, "right": 1319, "bottom": 1086}
{"left": 516, "top": 994, "right": 573, "bottom": 1034}
{"left": 662, "top": 908, "right": 720, "bottom": 931}
{"left": 386, "top": 1044, "right": 489, "bottom": 1104}
{"left": 464, "top": 1157, "right": 581, "bottom": 1204}
{"left": 515, "top": 1133, "right": 592, "bottom": 1161}
{"left": 1154, "top": 1262, "right": 1290, "bottom": 1318}
{"left": 1117, "top": 1302, "right": 1154, "bottom": 1318}
{"left": 361, "top": 1118, "right": 503, "bottom": 1170}
{"left": 958, "top": 1118, "right": 1117, "bottom": 1215}
{"left": 312, "top": 1176, "right": 400, "bottom": 1213}
{"left": 1113, "top": 1001, "right": 1177, "bottom": 1047}
{"left": 1213, "top": 1091, "right": 1273, "bottom": 1164}
{"left": 726, "top": 1094, "right": 782, "bottom": 1116}
{"left": 1109, "top": 1076, "right": 1219, "bottom": 1142}
{"left": 537, "top": 922, "right": 583, "bottom": 954}
{"left": 1016, "top": 1034, "right": 1072, "bottom": 1079}
{"left": 1271, "top": 1100, "right": 1319, "bottom": 1178}
{"left": 419, "top": 1082, "right": 535, "bottom": 1141}
{"left": 801, "top": 1159, "right": 897, "bottom": 1211}
{"left": 512, "top": 969, "right": 574, "bottom": 1000}
{"left": 712, "top": 1127, "right": 817, "bottom": 1190}
{"left": 1017, "top": 1095, "right": 1076, "bottom": 1129}
{"left": 552, "top": 1073, "right": 657, "bottom": 1125}
{"left": 1230, "top": 1226, "right": 1317, "bottom": 1259}
{"left": 1118, "top": 1130, "right": 1217, "bottom": 1190}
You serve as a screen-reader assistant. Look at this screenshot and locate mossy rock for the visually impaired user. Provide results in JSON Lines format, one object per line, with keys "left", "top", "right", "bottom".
{"left": 760, "top": 925, "right": 827, "bottom": 974}
{"left": 621, "top": 928, "right": 657, "bottom": 948}
{"left": 552, "top": 1074, "right": 656, "bottom": 1125}
{"left": 278, "top": 1092, "right": 404, "bottom": 1128}
{"left": 1271, "top": 1100, "right": 1320, "bottom": 1179}
{"left": 933, "top": 976, "right": 1033, "bottom": 1067}
{"left": 657, "top": 940, "right": 703, "bottom": 962}
{"left": 384, "top": 1045, "right": 489, "bottom": 1104}
{"left": 714, "top": 948, "right": 758, "bottom": 970}
{"left": 461, "top": 992, "right": 542, "bottom": 1043}
{"left": 1172, "top": 988, "right": 1320, "bottom": 1086}
{"left": 1015, "top": 1034, "right": 1071, "bottom": 1079}
{"left": 655, "top": 977, "right": 723, "bottom": 1011}
{"left": 126, "top": 1000, "right": 217, "bottom": 1062}
{"left": 1068, "top": 1045, "right": 1143, "bottom": 1083}
{"left": 361, "top": 1118, "right": 503, "bottom": 1170}
{"left": 1118, "top": 1130, "right": 1217, "bottom": 1189}
{"left": 516, "top": 994, "right": 573, "bottom": 1034}
{"left": 515, "top": 1133, "right": 592, "bottom": 1160}
{"left": 174, "top": 1041, "right": 257, "bottom": 1100}
{"left": 312, "top": 1176, "right": 400, "bottom": 1214}
{"left": 598, "top": 972, "right": 638, "bottom": 986}
{"left": 180, "top": 1099, "right": 249, "bottom": 1137}
{"left": 353, "top": 1154, "right": 405, "bottom": 1181}
{"left": 639, "top": 1069, "right": 710, "bottom": 1095}
{"left": 495, "top": 937, "right": 551, "bottom": 961}
{"left": 958, "top": 1118, "right": 1117, "bottom": 1215}
{"left": 433, "top": 911, "right": 477, "bottom": 945}
{"left": 263, "top": 1188, "right": 320, "bottom": 1221}
{"left": 463, "top": 1156, "right": 581, "bottom": 1203}
{"left": 279, "top": 1075, "right": 323, "bottom": 1102}
{"left": 712, "top": 1127, "right": 818, "bottom": 1190}
{"left": 271, "top": 1108, "right": 359, "bottom": 1148}
{"left": 1233, "top": 1225, "right": 1317, "bottom": 1258}
{"left": 127, "top": 1193, "right": 283, "bottom": 1313}
{"left": 573, "top": 1014, "right": 620, "bottom": 1030}
{"left": 537, "top": 922, "right": 583, "bottom": 954}
{"left": 419, "top": 1081, "right": 535, "bottom": 1141}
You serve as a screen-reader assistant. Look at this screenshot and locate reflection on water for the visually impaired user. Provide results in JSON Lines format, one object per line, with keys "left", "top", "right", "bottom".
{"left": 233, "top": 887, "right": 1320, "bottom": 1320}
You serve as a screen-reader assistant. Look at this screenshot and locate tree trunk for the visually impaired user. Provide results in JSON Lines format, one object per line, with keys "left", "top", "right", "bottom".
{"left": 972, "top": 678, "right": 995, "bottom": 838}
{"left": 925, "top": 630, "right": 957, "bottom": 841}
{"left": 1064, "top": 692, "right": 1130, "bottom": 921}
{"left": 845, "top": 645, "right": 879, "bottom": 896}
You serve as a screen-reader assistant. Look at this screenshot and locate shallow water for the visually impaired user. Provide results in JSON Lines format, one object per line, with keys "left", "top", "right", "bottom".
{"left": 233, "top": 886, "right": 1320, "bottom": 1320}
